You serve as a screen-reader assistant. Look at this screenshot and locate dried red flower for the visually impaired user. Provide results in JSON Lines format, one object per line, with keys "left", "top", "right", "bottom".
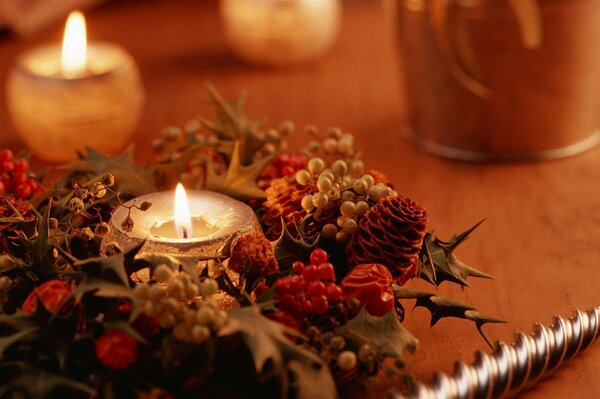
{"left": 21, "top": 279, "right": 73, "bottom": 315}
{"left": 96, "top": 329, "right": 138, "bottom": 370}
{"left": 228, "top": 231, "right": 278, "bottom": 275}
{"left": 340, "top": 264, "right": 394, "bottom": 317}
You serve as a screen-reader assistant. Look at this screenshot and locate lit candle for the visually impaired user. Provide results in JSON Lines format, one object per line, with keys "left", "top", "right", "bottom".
{"left": 101, "top": 186, "right": 261, "bottom": 258}
{"left": 6, "top": 10, "right": 144, "bottom": 163}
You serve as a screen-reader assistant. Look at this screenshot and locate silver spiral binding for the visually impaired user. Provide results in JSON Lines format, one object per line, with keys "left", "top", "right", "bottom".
{"left": 393, "top": 306, "right": 600, "bottom": 399}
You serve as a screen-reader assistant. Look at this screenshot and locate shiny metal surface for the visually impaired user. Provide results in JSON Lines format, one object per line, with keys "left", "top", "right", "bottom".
{"left": 393, "top": 306, "right": 600, "bottom": 399}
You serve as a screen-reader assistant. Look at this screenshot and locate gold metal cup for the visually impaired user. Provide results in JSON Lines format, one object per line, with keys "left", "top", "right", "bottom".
{"left": 386, "top": 0, "right": 600, "bottom": 161}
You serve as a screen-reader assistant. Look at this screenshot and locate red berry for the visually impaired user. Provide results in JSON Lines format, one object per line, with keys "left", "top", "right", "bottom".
{"left": 325, "top": 283, "right": 343, "bottom": 302}
{"left": 281, "top": 165, "right": 296, "bottom": 176}
{"left": 0, "top": 149, "right": 13, "bottom": 163}
{"left": 311, "top": 295, "right": 329, "bottom": 314}
{"left": 317, "top": 263, "right": 335, "bottom": 281}
{"left": 290, "top": 275, "right": 305, "bottom": 294}
{"left": 280, "top": 294, "right": 303, "bottom": 317}
{"left": 307, "top": 281, "right": 326, "bottom": 297}
{"left": 292, "top": 261, "right": 305, "bottom": 274}
{"left": 310, "top": 248, "right": 328, "bottom": 266}
{"left": 13, "top": 158, "right": 28, "bottom": 173}
{"left": 302, "top": 299, "right": 313, "bottom": 314}
{"left": 275, "top": 277, "right": 292, "bottom": 295}
{"left": 1, "top": 161, "right": 14, "bottom": 173}
{"left": 12, "top": 172, "right": 27, "bottom": 184}
{"left": 254, "top": 282, "right": 269, "bottom": 298}
{"left": 302, "top": 265, "right": 319, "bottom": 281}
{"left": 16, "top": 183, "right": 32, "bottom": 199}
{"left": 0, "top": 180, "right": 4, "bottom": 194}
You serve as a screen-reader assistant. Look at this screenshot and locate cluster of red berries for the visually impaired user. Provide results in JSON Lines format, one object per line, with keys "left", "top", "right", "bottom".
{"left": 257, "top": 152, "right": 307, "bottom": 190}
{"left": 0, "top": 149, "right": 42, "bottom": 199}
{"left": 270, "top": 249, "right": 343, "bottom": 326}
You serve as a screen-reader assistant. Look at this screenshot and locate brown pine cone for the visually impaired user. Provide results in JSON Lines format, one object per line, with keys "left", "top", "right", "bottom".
{"left": 261, "top": 176, "right": 311, "bottom": 240}
{"left": 346, "top": 195, "right": 427, "bottom": 286}
{"left": 228, "top": 231, "right": 278, "bottom": 276}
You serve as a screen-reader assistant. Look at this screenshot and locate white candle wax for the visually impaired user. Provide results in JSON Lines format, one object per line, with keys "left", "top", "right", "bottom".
{"left": 101, "top": 190, "right": 261, "bottom": 258}
{"left": 6, "top": 13, "right": 144, "bottom": 163}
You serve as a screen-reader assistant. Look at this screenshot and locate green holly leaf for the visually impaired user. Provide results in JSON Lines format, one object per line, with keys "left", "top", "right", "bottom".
{"left": 153, "top": 145, "right": 204, "bottom": 190}
{"left": 416, "top": 220, "right": 493, "bottom": 287}
{"left": 203, "top": 141, "right": 273, "bottom": 200}
{"left": 59, "top": 147, "right": 156, "bottom": 196}
{"left": 393, "top": 287, "right": 504, "bottom": 348}
{"left": 0, "top": 364, "right": 96, "bottom": 398}
{"left": 273, "top": 219, "right": 320, "bottom": 271}
{"left": 219, "top": 306, "right": 336, "bottom": 399}
{"left": 11, "top": 205, "right": 55, "bottom": 279}
{"left": 345, "top": 307, "right": 418, "bottom": 360}
{"left": 203, "top": 84, "right": 277, "bottom": 165}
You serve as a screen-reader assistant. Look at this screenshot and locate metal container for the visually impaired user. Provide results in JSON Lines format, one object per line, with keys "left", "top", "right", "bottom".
{"left": 386, "top": 0, "right": 600, "bottom": 161}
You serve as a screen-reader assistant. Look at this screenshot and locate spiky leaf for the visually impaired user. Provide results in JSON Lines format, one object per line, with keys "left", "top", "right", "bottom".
{"left": 0, "top": 364, "right": 96, "bottom": 398}
{"left": 273, "top": 220, "right": 320, "bottom": 270}
{"left": 345, "top": 307, "right": 418, "bottom": 360}
{"left": 219, "top": 306, "right": 336, "bottom": 399}
{"left": 203, "top": 141, "right": 273, "bottom": 200}
{"left": 59, "top": 147, "right": 156, "bottom": 196}
{"left": 417, "top": 220, "right": 493, "bottom": 287}
{"left": 393, "top": 287, "right": 504, "bottom": 348}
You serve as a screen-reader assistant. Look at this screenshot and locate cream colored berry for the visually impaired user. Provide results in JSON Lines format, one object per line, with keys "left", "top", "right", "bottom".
{"left": 199, "top": 279, "right": 219, "bottom": 296}
{"left": 342, "top": 218, "right": 358, "bottom": 234}
{"left": 154, "top": 264, "right": 174, "bottom": 283}
{"left": 341, "top": 190, "right": 355, "bottom": 202}
{"left": 328, "top": 127, "right": 343, "bottom": 139}
{"left": 336, "top": 231, "right": 350, "bottom": 244}
{"left": 196, "top": 306, "right": 217, "bottom": 325}
{"left": 362, "top": 174, "right": 375, "bottom": 188}
{"left": 168, "top": 279, "right": 186, "bottom": 299}
{"left": 340, "top": 201, "right": 356, "bottom": 217}
{"left": 159, "top": 313, "right": 177, "bottom": 328}
{"left": 186, "top": 283, "right": 200, "bottom": 299}
{"left": 356, "top": 201, "right": 369, "bottom": 216}
{"left": 353, "top": 179, "right": 368, "bottom": 194}
{"left": 191, "top": 325, "right": 211, "bottom": 343}
{"left": 349, "top": 160, "right": 364, "bottom": 176}
{"left": 331, "top": 160, "right": 348, "bottom": 177}
{"left": 312, "top": 192, "right": 329, "bottom": 208}
{"left": 337, "top": 351, "right": 358, "bottom": 371}
{"left": 133, "top": 284, "right": 150, "bottom": 300}
{"left": 295, "top": 170, "right": 312, "bottom": 185}
{"left": 322, "top": 224, "right": 338, "bottom": 239}
{"left": 301, "top": 195, "right": 314, "bottom": 211}
{"left": 307, "top": 158, "right": 325, "bottom": 174}
{"left": 317, "top": 176, "right": 332, "bottom": 192}
{"left": 323, "top": 138, "right": 338, "bottom": 154}
{"left": 337, "top": 139, "right": 352, "bottom": 154}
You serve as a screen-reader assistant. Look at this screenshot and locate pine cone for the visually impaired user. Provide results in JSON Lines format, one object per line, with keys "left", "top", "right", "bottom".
{"left": 346, "top": 195, "right": 428, "bottom": 285}
{"left": 261, "top": 176, "right": 311, "bottom": 240}
{"left": 228, "top": 231, "right": 278, "bottom": 276}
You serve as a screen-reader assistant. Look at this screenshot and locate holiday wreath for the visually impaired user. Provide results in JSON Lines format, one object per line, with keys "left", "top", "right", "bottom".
{"left": 0, "top": 86, "right": 501, "bottom": 398}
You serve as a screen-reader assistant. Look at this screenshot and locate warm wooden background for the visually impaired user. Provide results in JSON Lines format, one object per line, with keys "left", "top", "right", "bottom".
{"left": 1, "top": 0, "right": 600, "bottom": 397}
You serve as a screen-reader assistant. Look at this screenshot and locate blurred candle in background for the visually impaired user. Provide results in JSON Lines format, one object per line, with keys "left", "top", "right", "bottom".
{"left": 220, "top": 0, "right": 342, "bottom": 67}
{"left": 6, "top": 10, "right": 144, "bottom": 163}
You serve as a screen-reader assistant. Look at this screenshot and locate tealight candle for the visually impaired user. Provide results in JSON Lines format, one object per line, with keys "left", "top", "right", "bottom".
{"left": 6, "top": 11, "right": 144, "bottom": 163}
{"left": 100, "top": 185, "right": 261, "bottom": 258}
{"left": 220, "top": 0, "right": 342, "bottom": 66}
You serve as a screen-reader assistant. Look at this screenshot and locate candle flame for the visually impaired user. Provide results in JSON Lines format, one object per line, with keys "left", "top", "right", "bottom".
{"left": 61, "top": 10, "right": 87, "bottom": 77}
{"left": 174, "top": 183, "right": 193, "bottom": 239}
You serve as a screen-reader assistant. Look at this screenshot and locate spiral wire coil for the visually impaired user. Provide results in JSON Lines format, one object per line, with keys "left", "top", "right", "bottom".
{"left": 394, "top": 306, "right": 600, "bottom": 399}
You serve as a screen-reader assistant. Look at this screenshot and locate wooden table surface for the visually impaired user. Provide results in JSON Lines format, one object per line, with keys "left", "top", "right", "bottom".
{"left": 1, "top": 0, "right": 599, "bottom": 397}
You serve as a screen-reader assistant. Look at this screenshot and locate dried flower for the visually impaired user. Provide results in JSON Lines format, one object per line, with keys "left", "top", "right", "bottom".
{"left": 21, "top": 280, "right": 73, "bottom": 315}
{"left": 121, "top": 215, "right": 134, "bottom": 232}
{"left": 228, "top": 232, "right": 278, "bottom": 276}
{"left": 340, "top": 264, "right": 394, "bottom": 317}
{"left": 95, "top": 329, "right": 138, "bottom": 370}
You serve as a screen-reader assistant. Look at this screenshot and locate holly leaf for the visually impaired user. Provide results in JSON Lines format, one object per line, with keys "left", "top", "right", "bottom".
{"left": 203, "top": 141, "right": 273, "bottom": 200}
{"left": 273, "top": 220, "right": 320, "bottom": 271}
{"left": 393, "top": 287, "right": 504, "bottom": 348}
{"left": 219, "top": 306, "right": 336, "bottom": 399}
{"left": 0, "top": 364, "right": 96, "bottom": 398}
{"left": 14, "top": 205, "right": 55, "bottom": 279}
{"left": 59, "top": 147, "right": 156, "bottom": 196}
{"left": 203, "top": 84, "right": 277, "bottom": 165}
{"left": 345, "top": 307, "right": 418, "bottom": 360}
{"left": 416, "top": 220, "right": 493, "bottom": 287}
{"left": 70, "top": 241, "right": 145, "bottom": 301}
{"left": 153, "top": 145, "right": 204, "bottom": 190}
